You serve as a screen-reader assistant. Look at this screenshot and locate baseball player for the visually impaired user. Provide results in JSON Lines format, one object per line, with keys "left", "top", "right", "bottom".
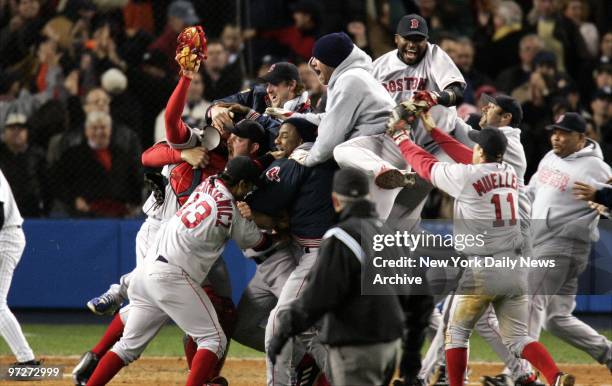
{"left": 208, "top": 62, "right": 311, "bottom": 149}
{"left": 266, "top": 168, "right": 424, "bottom": 386}
{"left": 333, "top": 13, "right": 467, "bottom": 222}
{"left": 527, "top": 113, "right": 612, "bottom": 372}
{"left": 0, "top": 168, "right": 40, "bottom": 367}
{"left": 421, "top": 95, "right": 543, "bottom": 386}
{"left": 388, "top": 114, "right": 575, "bottom": 386}
{"left": 240, "top": 117, "right": 337, "bottom": 386}
{"left": 73, "top": 46, "right": 239, "bottom": 384}
{"left": 85, "top": 157, "right": 272, "bottom": 386}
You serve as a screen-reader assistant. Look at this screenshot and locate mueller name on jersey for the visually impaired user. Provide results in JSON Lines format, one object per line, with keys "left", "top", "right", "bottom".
{"left": 381, "top": 77, "right": 427, "bottom": 93}
{"left": 472, "top": 171, "right": 517, "bottom": 197}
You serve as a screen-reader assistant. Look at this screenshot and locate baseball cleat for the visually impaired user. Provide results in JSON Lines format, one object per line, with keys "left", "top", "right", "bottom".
{"left": 481, "top": 374, "right": 513, "bottom": 386}
{"left": 375, "top": 167, "right": 417, "bottom": 189}
{"left": 204, "top": 376, "right": 229, "bottom": 386}
{"left": 72, "top": 351, "right": 99, "bottom": 385}
{"left": 515, "top": 373, "right": 545, "bottom": 386}
{"left": 12, "top": 359, "right": 41, "bottom": 366}
{"left": 87, "top": 292, "right": 121, "bottom": 315}
{"left": 553, "top": 373, "right": 575, "bottom": 386}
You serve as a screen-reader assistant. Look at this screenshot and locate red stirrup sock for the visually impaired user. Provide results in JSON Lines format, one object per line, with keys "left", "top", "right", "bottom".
{"left": 445, "top": 347, "right": 468, "bottom": 386}
{"left": 91, "top": 314, "right": 124, "bottom": 357}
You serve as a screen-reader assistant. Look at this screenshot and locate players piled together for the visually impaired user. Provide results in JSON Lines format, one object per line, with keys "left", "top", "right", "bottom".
{"left": 68, "top": 15, "right": 611, "bottom": 386}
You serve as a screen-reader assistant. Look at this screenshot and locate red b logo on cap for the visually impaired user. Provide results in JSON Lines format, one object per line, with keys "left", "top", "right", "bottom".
{"left": 410, "top": 19, "right": 419, "bottom": 29}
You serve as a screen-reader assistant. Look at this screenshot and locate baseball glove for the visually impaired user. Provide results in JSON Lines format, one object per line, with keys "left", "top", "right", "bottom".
{"left": 144, "top": 171, "right": 166, "bottom": 207}
{"left": 176, "top": 25, "right": 207, "bottom": 71}
{"left": 413, "top": 90, "right": 438, "bottom": 110}
{"left": 385, "top": 99, "right": 428, "bottom": 143}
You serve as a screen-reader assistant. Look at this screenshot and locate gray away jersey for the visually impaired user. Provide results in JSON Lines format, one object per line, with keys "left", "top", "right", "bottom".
{"left": 372, "top": 43, "right": 465, "bottom": 152}
{"left": 431, "top": 161, "right": 521, "bottom": 255}
{"left": 148, "top": 177, "right": 262, "bottom": 284}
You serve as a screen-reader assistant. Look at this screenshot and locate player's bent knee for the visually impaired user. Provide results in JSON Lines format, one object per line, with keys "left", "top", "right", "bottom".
{"left": 503, "top": 336, "right": 534, "bottom": 358}
{"left": 111, "top": 345, "right": 141, "bottom": 364}
{"left": 194, "top": 331, "right": 228, "bottom": 359}
{"left": 332, "top": 144, "right": 352, "bottom": 168}
{"left": 445, "top": 325, "right": 471, "bottom": 349}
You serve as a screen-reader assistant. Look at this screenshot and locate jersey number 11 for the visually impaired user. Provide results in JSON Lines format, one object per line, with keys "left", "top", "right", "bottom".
{"left": 490, "top": 193, "right": 517, "bottom": 227}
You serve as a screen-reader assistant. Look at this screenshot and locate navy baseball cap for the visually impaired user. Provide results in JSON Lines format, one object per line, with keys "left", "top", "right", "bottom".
{"left": 397, "top": 14, "right": 428, "bottom": 39}
{"left": 481, "top": 93, "right": 523, "bottom": 127}
{"left": 223, "top": 156, "right": 261, "bottom": 185}
{"left": 468, "top": 127, "right": 508, "bottom": 159}
{"left": 333, "top": 168, "right": 369, "bottom": 198}
{"left": 546, "top": 112, "right": 586, "bottom": 133}
{"left": 256, "top": 62, "right": 299, "bottom": 85}
{"left": 229, "top": 119, "right": 269, "bottom": 150}
{"left": 282, "top": 117, "right": 317, "bottom": 142}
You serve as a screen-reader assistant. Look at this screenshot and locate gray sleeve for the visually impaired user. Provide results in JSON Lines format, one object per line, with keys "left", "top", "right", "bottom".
{"left": 302, "top": 85, "right": 361, "bottom": 167}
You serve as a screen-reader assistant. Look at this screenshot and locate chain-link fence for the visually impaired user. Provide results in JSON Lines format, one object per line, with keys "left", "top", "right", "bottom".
{"left": 0, "top": 0, "right": 610, "bottom": 218}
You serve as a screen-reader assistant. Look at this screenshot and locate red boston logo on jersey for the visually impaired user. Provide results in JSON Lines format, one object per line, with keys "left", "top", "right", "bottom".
{"left": 410, "top": 19, "right": 419, "bottom": 29}
{"left": 266, "top": 166, "right": 281, "bottom": 182}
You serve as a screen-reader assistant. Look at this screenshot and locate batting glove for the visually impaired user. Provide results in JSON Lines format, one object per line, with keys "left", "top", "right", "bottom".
{"left": 413, "top": 90, "right": 438, "bottom": 110}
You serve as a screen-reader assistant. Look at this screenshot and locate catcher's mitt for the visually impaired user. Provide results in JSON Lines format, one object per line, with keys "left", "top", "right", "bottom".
{"left": 385, "top": 99, "right": 428, "bottom": 143}
{"left": 176, "top": 25, "right": 207, "bottom": 71}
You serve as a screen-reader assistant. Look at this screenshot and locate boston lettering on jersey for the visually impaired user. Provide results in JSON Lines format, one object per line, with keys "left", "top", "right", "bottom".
{"left": 472, "top": 172, "right": 517, "bottom": 197}
{"left": 381, "top": 77, "right": 427, "bottom": 93}
{"left": 536, "top": 167, "right": 570, "bottom": 192}
{"left": 176, "top": 179, "right": 234, "bottom": 229}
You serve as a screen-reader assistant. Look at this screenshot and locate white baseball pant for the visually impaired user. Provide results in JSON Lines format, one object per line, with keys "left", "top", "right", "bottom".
{"left": 528, "top": 253, "right": 612, "bottom": 365}
{"left": 112, "top": 258, "right": 226, "bottom": 364}
{"left": 234, "top": 245, "right": 297, "bottom": 352}
{"left": 265, "top": 245, "right": 329, "bottom": 386}
{"left": 0, "top": 226, "right": 35, "bottom": 363}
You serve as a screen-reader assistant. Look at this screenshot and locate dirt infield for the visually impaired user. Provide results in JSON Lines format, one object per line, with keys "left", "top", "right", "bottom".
{"left": 0, "top": 356, "right": 610, "bottom": 385}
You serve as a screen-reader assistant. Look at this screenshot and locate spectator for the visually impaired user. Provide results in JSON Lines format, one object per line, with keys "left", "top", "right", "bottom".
{"left": 221, "top": 24, "right": 245, "bottom": 75}
{"left": 0, "top": 61, "right": 63, "bottom": 132}
{"left": 245, "top": 0, "right": 321, "bottom": 63}
{"left": 51, "top": 111, "right": 142, "bottom": 218}
{"left": 562, "top": 0, "right": 599, "bottom": 58}
{"left": 598, "top": 31, "right": 612, "bottom": 66}
{"left": 60, "top": 87, "right": 142, "bottom": 162}
{"left": 0, "top": 0, "right": 47, "bottom": 68}
{"left": 512, "top": 50, "right": 568, "bottom": 104}
{"left": 474, "top": 0, "right": 525, "bottom": 79}
{"left": 526, "top": 0, "right": 589, "bottom": 81}
{"left": 0, "top": 113, "right": 48, "bottom": 217}
{"left": 594, "top": 64, "right": 612, "bottom": 93}
{"left": 127, "top": 49, "right": 176, "bottom": 146}
{"left": 101, "top": 68, "right": 143, "bottom": 140}
{"left": 148, "top": 0, "right": 199, "bottom": 71}
{"left": 436, "top": 33, "right": 459, "bottom": 62}
{"left": 590, "top": 88, "right": 611, "bottom": 134}
{"left": 347, "top": 20, "right": 372, "bottom": 57}
{"left": 454, "top": 37, "right": 492, "bottom": 104}
{"left": 154, "top": 71, "right": 211, "bottom": 142}
{"left": 202, "top": 40, "right": 242, "bottom": 101}
{"left": 496, "top": 34, "right": 545, "bottom": 94}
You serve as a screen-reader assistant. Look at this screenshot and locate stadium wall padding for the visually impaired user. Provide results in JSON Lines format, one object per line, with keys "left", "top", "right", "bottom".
{"left": 8, "top": 219, "right": 612, "bottom": 312}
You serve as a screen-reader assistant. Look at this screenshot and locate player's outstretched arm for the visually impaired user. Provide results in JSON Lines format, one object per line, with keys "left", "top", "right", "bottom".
{"left": 392, "top": 135, "right": 439, "bottom": 182}
{"left": 164, "top": 76, "right": 192, "bottom": 145}
{"left": 422, "top": 112, "right": 473, "bottom": 164}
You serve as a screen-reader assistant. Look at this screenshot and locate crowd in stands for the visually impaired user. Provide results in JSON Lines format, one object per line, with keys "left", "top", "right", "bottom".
{"left": 0, "top": 0, "right": 609, "bottom": 218}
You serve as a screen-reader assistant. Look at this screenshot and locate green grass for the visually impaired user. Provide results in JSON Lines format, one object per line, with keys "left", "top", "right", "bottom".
{"left": 1, "top": 324, "right": 610, "bottom": 363}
